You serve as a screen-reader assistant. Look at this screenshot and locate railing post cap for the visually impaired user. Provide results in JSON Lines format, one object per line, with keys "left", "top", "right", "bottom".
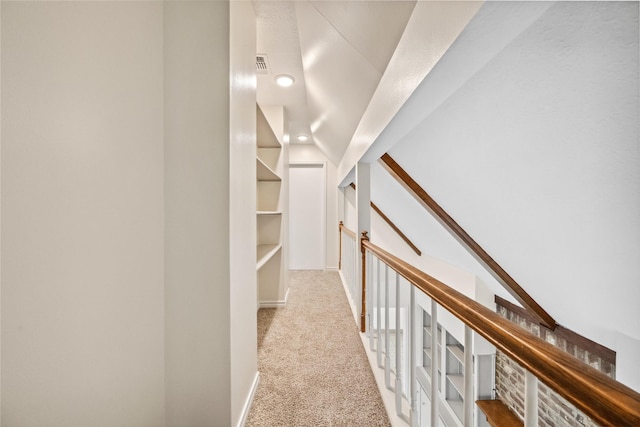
{"left": 361, "top": 231, "right": 369, "bottom": 240}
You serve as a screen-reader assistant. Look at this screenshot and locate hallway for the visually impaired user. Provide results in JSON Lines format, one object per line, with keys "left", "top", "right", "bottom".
{"left": 246, "top": 271, "right": 390, "bottom": 426}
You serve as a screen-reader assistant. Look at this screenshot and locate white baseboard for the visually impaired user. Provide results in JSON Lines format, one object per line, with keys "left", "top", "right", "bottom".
{"left": 324, "top": 266, "right": 339, "bottom": 272}
{"left": 358, "top": 333, "right": 409, "bottom": 427}
{"left": 236, "top": 372, "right": 260, "bottom": 427}
{"left": 258, "top": 287, "right": 290, "bottom": 308}
{"left": 338, "top": 270, "right": 359, "bottom": 327}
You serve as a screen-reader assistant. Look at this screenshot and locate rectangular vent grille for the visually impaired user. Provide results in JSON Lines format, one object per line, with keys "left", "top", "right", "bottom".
{"left": 256, "top": 55, "right": 270, "bottom": 74}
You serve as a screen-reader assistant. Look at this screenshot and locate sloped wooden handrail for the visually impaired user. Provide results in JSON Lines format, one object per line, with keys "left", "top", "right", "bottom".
{"left": 361, "top": 237, "right": 640, "bottom": 426}
{"left": 339, "top": 221, "right": 356, "bottom": 239}
{"left": 338, "top": 221, "right": 356, "bottom": 271}
{"left": 348, "top": 183, "right": 421, "bottom": 256}
{"left": 380, "top": 153, "right": 557, "bottom": 330}
{"left": 338, "top": 223, "right": 367, "bottom": 332}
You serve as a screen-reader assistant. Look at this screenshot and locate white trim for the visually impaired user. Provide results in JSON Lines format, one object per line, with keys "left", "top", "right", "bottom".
{"left": 235, "top": 372, "right": 260, "bottom": 427}
{"left": 324, "top": 267, "right": 338, "bottom": 272}
{"left": 258, "top": 287, "right": 290, "bottom": 308}
{"left": 358, "top": 332, "right": 409, "bottom": 427}
{"left": 289, "top": 161, "right": 327, "bottom": 270}
{"left": 338, "top": 270, "right": 359, "bottom": 328}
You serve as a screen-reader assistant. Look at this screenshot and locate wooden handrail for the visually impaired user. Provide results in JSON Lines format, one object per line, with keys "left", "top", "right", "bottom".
{"left": 370, "top": 203, "right": 422, "bottom": 256}
{"left": 380, "top": 153, "right": 557, "bottom": 330}
{"left": 361, "top": 237, "right": 640, "bottom": 426}
{"left": 360, "top": 231, "right": 368, "bottom": 333}
{"left": 348, "top": 183, "right": 421, "bottom": 256}
{"left": 338, "top": 222, "right": 367, "bottom": 332}
{"left": 339, "top": 221, "right": 356, "bottom": 239}
{"left": 338, "top": 221, "right": 343, "bottom": 270}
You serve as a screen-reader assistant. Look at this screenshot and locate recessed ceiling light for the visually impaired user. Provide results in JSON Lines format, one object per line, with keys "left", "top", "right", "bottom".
{"left": 275, "top": 74, "right": 295, "bottom": 87}
{"left": 297, "top": 135, "right": 308, "bottom": 142}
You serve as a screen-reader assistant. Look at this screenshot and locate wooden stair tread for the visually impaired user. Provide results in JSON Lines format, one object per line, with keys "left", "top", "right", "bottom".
{"left": 476, "top": 400, "right": 523, "bottom": 427}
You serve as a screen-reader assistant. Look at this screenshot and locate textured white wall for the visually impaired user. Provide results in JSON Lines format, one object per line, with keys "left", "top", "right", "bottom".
{"left": 1, "top": 3, "right": 165, "bottom": 425}
{"left": 289, "top": 144, "right": 339, "bottom": 269}
{"left": 382, "top": 2, "right": 639, "bottom": 390}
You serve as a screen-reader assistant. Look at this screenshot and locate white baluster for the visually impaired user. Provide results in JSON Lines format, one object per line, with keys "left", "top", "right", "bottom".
{"left": 464, "top": 326, "right": 473, "bottom": 427}
{"left": 395, "top": 272, "right": 403, "bottom": 417}
{"left": 376, "top": 258, "right": 383, "bottom": 368}
{"left": 385, "top": 264, "right": 391, "bottom": 389}
{"left": 430, "top": 301, "right": 438, "bottom": 427}
{"left": 525, "top": 370, "right": 538, "bottom": 427}
{"left": 409, "top": 286, "right": 417, "bottom": 427}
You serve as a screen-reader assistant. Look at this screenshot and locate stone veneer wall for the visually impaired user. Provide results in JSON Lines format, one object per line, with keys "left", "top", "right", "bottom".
{"left": 495, "top": 297, "right": 616, "bottom": 427}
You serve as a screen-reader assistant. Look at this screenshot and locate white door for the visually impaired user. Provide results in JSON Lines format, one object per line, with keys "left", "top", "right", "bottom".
{"left": 289, "top": 163, "right": 325, "bottom": 270}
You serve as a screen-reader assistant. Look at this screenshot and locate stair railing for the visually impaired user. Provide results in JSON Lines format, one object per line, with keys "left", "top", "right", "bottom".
{"left": 380, "top": 153, "right": 556, "bottom": 330}
{"left": 338, "top": 221, "right": 359, "bottom": 320}
{"left": 352, "top": 231, "right": 640, "bottom": 426}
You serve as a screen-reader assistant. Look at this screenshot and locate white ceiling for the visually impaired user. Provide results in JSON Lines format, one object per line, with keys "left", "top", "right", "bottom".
{"left": 255, "top": 1, "right": 417, "bottom": 165}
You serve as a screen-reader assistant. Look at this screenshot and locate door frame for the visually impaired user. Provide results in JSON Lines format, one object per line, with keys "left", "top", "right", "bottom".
{"left": 289, "top": 161, "right": 327, "bottom": 270}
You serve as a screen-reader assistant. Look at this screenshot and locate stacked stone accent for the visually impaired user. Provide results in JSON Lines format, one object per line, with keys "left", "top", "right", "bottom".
{"left": 494, "top": 297, "right": 615, "bottom": 427}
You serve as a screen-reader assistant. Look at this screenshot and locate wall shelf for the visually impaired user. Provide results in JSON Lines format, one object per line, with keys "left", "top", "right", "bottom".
{"left": 257, "top": 157, "right": 281, "bottom": 181}
{"left": 257, "top": 244, "right": 282, "bottom": 270}
{"left": 418, "top": 306, "right": 496, "bottom": 427}
{"left": 447, "top": 345, "right": 464, "bottom": 365}
{"left": 447, "top": 374, "right": 465, "bottom": 397}
{"left": 448, "top": 400, "right": 464, "bottom": 421}
{"left": 256, "top": 104, "right": 287, "bottom": 307}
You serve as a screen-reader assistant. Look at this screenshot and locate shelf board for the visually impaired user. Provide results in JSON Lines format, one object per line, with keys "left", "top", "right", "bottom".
{"left": 257, "top": 158, "right": 281, "bottom": 181}
{"left": 447, "top": 345, "right": 465, "bottom": 365}
{"left": 257, "top": 211, "right": 282, "bottom": 215}
{"left": 257, "top": 106, "right": 282, "bottom": 148}
{"left": 447, "top": 373, "right": 465, "bottom": 397}
{"left": 447, "top": 398, "right": 464, "bottom": 422}
{"left": 257, "top": 244, "right": 282, "bottom": 270}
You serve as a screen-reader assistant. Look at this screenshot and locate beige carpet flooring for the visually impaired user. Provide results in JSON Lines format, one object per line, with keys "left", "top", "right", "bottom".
{"left": 246, "top": 270, "right": 391, "bottom": 427}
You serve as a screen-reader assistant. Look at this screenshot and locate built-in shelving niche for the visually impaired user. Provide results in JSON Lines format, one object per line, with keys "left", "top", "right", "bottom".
{"left": 256, "top": 104, "right": 287, "bottom": 308}
{"left": 445, "top": 332, "right": 465, "bottom": 422}
{"left": 418, "top": 305, "right": 494, "bottom": 427}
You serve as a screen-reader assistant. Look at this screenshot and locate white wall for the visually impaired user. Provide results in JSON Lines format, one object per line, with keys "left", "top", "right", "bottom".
{"left": 2, "top": 3, "right": 165, "bottom": 425}
{"left": 343, "top": 185, "right": 357, "bottom": 231}
{"left": 378, "top": 2, "right": 639, "bottom": 390}
{"left": 2, "top": 2, "right": 258, "bottom": 425}
{"left": 371, "top": 162, "right": 510, "bottom": 304}
{"left": 164, "top": 3, "right": 232, "bottom": 423}
{"left": 229, "top": 2, "right": 258, "bottom": 425}
{"left": 165, "top": 2, "right": 258, "bottom": 426}
{"left": 1, "top": 4, "right": 4, "bottom": 422}
{"left": 337, "top": 0, "right": 483, "bottom": 183}
{"left": 289, "top": 144, "right": 339, "bottom": 270}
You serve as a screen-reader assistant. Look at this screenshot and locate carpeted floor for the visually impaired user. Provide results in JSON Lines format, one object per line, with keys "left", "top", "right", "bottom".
{"left": 246, "top": 270, "right": 391, "bottom": 427}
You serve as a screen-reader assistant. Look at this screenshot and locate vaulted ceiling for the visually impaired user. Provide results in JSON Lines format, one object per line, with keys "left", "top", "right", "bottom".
{"left": 255, "top": 1, "right": 417, "bottom": 165}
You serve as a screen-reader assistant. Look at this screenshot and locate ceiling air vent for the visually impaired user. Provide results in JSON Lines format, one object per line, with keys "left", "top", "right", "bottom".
{"left": 256, "top": 54, "right": 270, "bottom": 74}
